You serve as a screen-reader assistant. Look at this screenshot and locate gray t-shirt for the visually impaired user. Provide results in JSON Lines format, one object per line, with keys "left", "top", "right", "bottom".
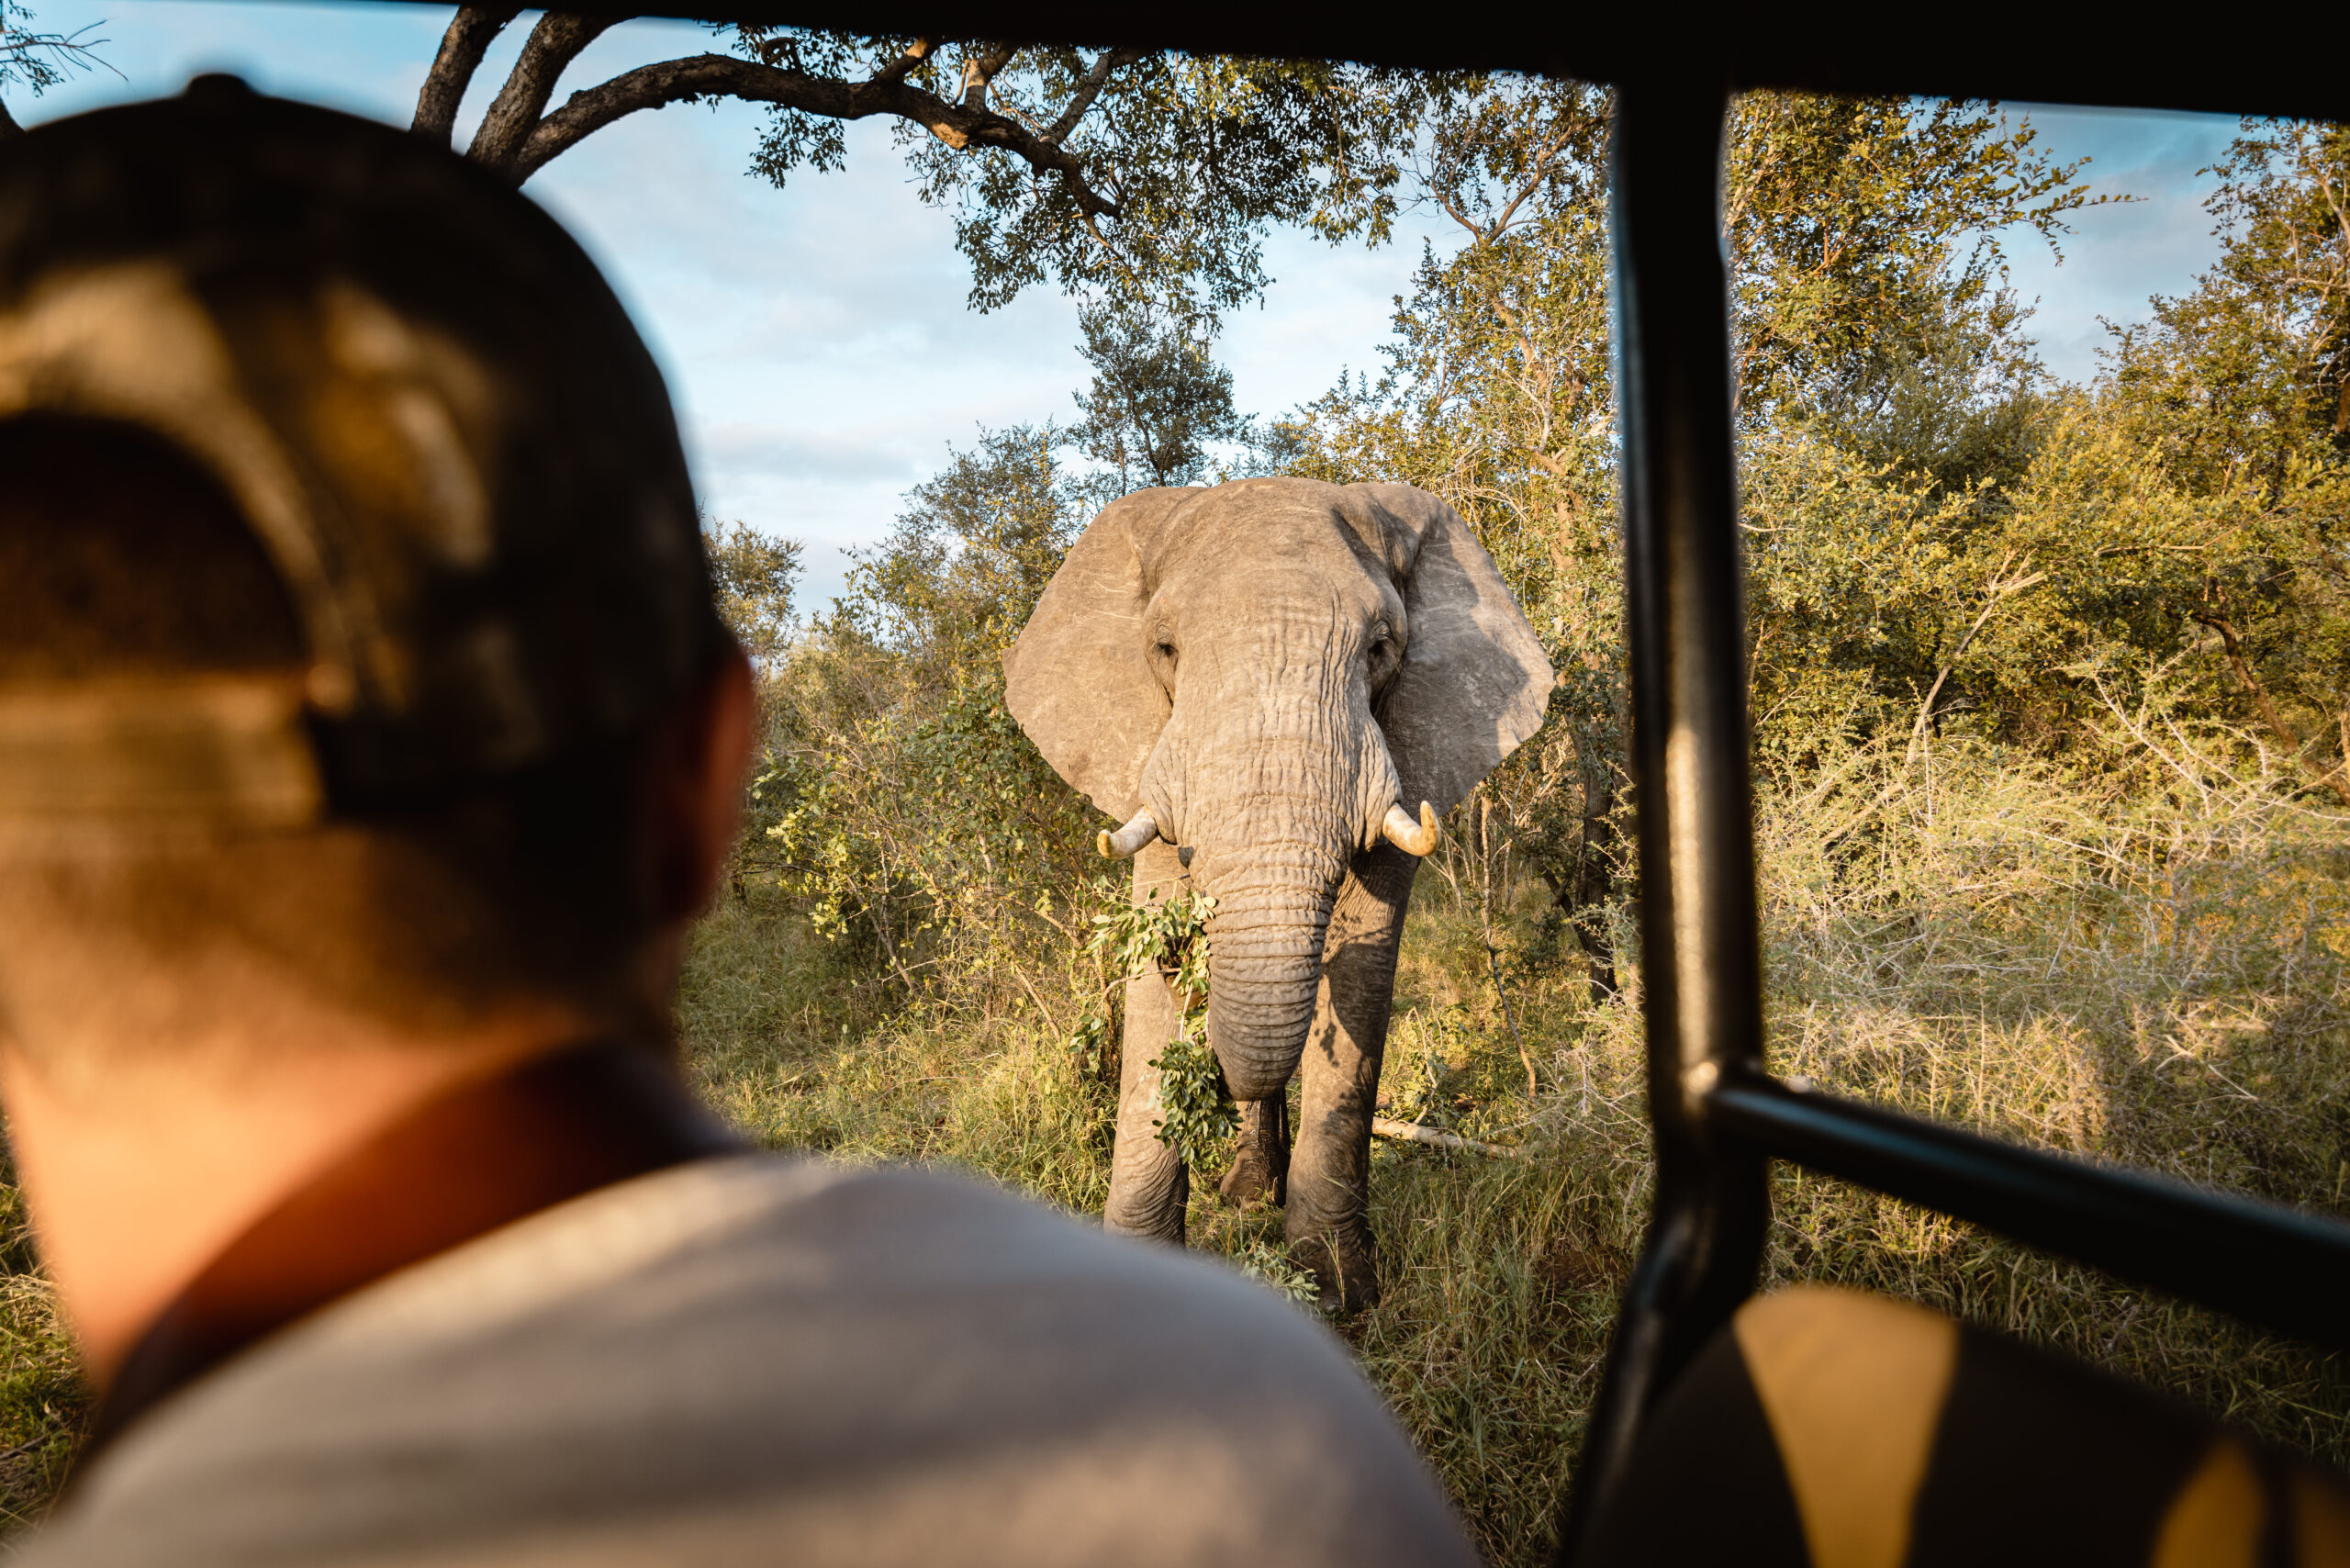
{"left": 23, "top": 1155, "right": 1477, "bottom": 1566}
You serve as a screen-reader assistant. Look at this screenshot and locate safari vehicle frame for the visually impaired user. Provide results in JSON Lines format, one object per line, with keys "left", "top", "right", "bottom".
{"left": 395, "top": 4, "right": 2350, "bottom": 1558}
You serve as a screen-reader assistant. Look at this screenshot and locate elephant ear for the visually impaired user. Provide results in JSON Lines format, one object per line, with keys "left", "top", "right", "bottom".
{"left": 1002, "top": 488, "right": 1192, "bottom": 819}
{"left": 1360, "top": 484, "right": 1556, "bottom": 816}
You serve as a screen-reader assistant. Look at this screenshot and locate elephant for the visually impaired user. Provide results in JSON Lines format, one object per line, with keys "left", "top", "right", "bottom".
{"left": 1003, "top": 477, "right": 1553, "bottom": 1307}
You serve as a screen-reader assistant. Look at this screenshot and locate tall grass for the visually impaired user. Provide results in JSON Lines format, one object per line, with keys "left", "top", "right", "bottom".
{"left": 678, "top": 711, "right": 2350, "bottom": 1565}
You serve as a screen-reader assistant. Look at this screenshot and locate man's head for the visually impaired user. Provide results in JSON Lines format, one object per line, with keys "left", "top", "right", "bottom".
{"left": 0, "top": 80, "right": 750, "bottom": 1081}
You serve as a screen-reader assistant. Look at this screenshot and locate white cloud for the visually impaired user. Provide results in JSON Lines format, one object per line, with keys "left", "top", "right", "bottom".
{"left": 1998, "top": 104, "right": 2241, "bottom": 385}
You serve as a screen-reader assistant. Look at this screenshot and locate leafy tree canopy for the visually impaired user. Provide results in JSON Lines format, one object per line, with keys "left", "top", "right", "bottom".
{"left": 1069, "top": 305, "right": 1256, "bottom": 495}
{"left": 416, "top": 14, "right": 1419, "bottom": 315}
{"left": 704, "top": 520, "right": 802, "bottom": 665}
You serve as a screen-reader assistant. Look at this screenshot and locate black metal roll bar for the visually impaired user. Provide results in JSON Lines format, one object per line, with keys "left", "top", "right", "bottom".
{"left": 1557, "top": 77, "right": 1770, "bottom": 1553}
{"left": 1556, "top": 68, "right": 2350, "bottom": 1566}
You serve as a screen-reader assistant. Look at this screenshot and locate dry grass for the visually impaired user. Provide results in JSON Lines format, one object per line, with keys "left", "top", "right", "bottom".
{"left": 0, "top": 1176, "right": 87, "bottom": 1545}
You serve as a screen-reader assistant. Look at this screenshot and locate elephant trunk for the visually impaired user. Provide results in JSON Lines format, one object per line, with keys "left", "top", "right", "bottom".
{"left": 1148, "top": 639, "right": 1408, "bottom": 1106}
{"left": 1198, "top": 804, "right": 1353, "bottom": 1103}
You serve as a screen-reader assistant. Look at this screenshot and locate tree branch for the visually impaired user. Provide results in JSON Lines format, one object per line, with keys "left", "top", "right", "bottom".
{"left": 513, "top": 52, "right": 1121, "bottom": 216}
{"left": 959, "top": 41, "right": 1013, "bottom": 112}
{"left": 412, "top": 6, "right": 520, "bottom": 147}
{"left": 1042, "top": 46, "right": 1141, "bottom": 147}
{"left": 869, "top": 35, "right": 934, "bottom": 87}
{"left": 468, "top": 11, "right": 622, "bottom": 179}
{"left": 1908, "top": 556, "right": 2047, "bottom": 762}
{"left": 2192, "top": 612, "right": 2312, "bottom": 756}
{"left": 1370, "top": 1118, "right": 1517, "bottom": 1158}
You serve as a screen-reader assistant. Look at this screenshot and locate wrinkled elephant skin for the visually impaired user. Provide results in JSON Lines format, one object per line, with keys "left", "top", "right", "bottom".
{"left": 1003, "top": 478, "right": 1552, "bottom": 1306}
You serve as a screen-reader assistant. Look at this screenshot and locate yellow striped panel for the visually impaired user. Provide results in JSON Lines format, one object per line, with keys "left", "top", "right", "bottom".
{"left": 1735, "top": 1285, "right": 1959, "bottom": 1568}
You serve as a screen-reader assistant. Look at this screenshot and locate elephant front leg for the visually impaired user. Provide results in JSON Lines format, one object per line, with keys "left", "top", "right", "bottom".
{"left": 1287, "top": 844, "right": 1418, "bottom": 1310}
{"left": 1216, "top": 1095, "right": 1289, "bottom": 1207}
{"left": 1103, "top": 842, "right": 1190, "bottom": 1242}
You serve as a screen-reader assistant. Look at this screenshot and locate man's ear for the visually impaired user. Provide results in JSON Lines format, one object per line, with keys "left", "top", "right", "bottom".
{"left": 647, "top": 644, "right": 755, "bottom": 923}
{"left": 1003, "top": 488, "right": 1194, "bottom": 819}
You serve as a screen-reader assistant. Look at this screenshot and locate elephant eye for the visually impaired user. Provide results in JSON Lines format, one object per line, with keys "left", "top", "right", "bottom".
{"left": 1155, "top": 641, "right": 1177, "bottom": 662}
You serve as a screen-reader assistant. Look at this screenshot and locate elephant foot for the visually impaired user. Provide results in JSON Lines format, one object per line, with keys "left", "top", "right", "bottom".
{"left": 1216, "top": 1145, "right": 1285, "bottom": 1207}
{"left": 1216, "top": 1098, "right": 1289, "bottom": 1208}
{"left": 1290, "top": 1226, "right": 1380, "bottom": 1314}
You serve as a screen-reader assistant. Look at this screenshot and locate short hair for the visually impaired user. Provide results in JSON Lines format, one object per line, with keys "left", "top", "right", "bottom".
{"left": 0, "top": 413, "right": 671, "bottom": 1041}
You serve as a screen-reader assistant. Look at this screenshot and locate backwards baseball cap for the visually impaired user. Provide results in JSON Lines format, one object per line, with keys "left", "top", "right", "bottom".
{"left": 0, "top": 76, "right": 727, "bottom": 839}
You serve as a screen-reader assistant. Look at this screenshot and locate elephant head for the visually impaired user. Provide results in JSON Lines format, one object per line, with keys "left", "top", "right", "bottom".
{"left": 1004, "top": 479, "right": 1554, "bottom": 1101}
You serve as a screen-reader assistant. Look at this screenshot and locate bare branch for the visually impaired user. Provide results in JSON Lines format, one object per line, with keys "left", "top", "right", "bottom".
{"left": 468, "top": 11, "right": 622, "bottom": 179}
{"left": 0, "top": 17, "right": 119, "bottom": 106}
{"left": 512, "top": 52, "right": 1119, "bottom": 217}
{"left": 1042, "top": 46, "right": 1141, "bottom": 147}
{"left": 413, "top": 6, "right": 520, "bottom": 147}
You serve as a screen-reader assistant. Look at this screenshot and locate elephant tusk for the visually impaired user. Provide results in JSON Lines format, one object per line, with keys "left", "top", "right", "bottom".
{"left": 1097, "top": 808, "right": 1160, "bottom": 859}
{"left": 1381, "top": 801, "right": 1440, "bottom": 857}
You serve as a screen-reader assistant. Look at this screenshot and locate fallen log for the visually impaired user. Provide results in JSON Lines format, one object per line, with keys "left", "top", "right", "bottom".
{"left": 1370, "top": 1117, "right": 1518, "bottom": 1158}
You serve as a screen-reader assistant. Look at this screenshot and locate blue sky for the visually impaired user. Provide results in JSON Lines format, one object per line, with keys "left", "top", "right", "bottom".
{"left": 8, "top": 5, "right": 2248, "bottom": 606}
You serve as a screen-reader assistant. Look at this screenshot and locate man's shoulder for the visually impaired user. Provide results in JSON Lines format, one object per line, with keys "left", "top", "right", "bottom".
{"left": 32, "top": 1156, "right": 1475, "bottom": 1568}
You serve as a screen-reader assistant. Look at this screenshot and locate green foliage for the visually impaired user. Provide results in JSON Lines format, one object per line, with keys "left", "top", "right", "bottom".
{"left": 740, "top": 420, "right": 1105, "bottom": 1025}
{"left": 1279, "top": 85, "right": 2350, "bottom": 970}
{"left": 732, "top": 31, "right": 1419, "bottom": 317}
{"left": 1723, "top": 95, "right": 2098, "bottom": 429}
{"left": 1282, "top": 83, "right": 2102, "bottom": 981}
{"left": 703, "top": 520, "right": 801, "bottom": 664}
{"left": 2044, "top": 119, "right": 2350, "bottom": 778}
{"left": 850, "top": 420, "right": 1088, "bottom": 668}
{"left": 1086, "top": 885, "right": 1235, "bottom": 1165}
{"left": 2118, "top": 120, "right": 2350, "bottom": 482}
{"left": 1069, "top": 304, "right": 1258, "bottom": 495}
{"left": 1148, "top": 1031, "right": 1236, "bottom": 1170}
{"left": 1065, "top": 1007, "right": 1112, "bottom": 1081}
{"left": 1234, "top": 1239, "right": 1322, "bottom": 1305}
{"left": 1086, "top": 882, "right": 1217, "bottom": 1002}
{"left": 1729, "top": 118, "right": 2350, "bottom": 781}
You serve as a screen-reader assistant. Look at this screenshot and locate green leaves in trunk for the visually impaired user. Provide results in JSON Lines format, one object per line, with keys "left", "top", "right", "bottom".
{"left": 1086, "top": 885, "right": 1234, "bottom": 1166}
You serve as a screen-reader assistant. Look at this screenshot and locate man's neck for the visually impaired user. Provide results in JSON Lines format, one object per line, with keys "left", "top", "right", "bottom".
{"left": 84, "top": 1037, "right": 744, "bottom": 1451}
{"left": 0, "top": 1006, "right": 599, "bottom": 1384}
